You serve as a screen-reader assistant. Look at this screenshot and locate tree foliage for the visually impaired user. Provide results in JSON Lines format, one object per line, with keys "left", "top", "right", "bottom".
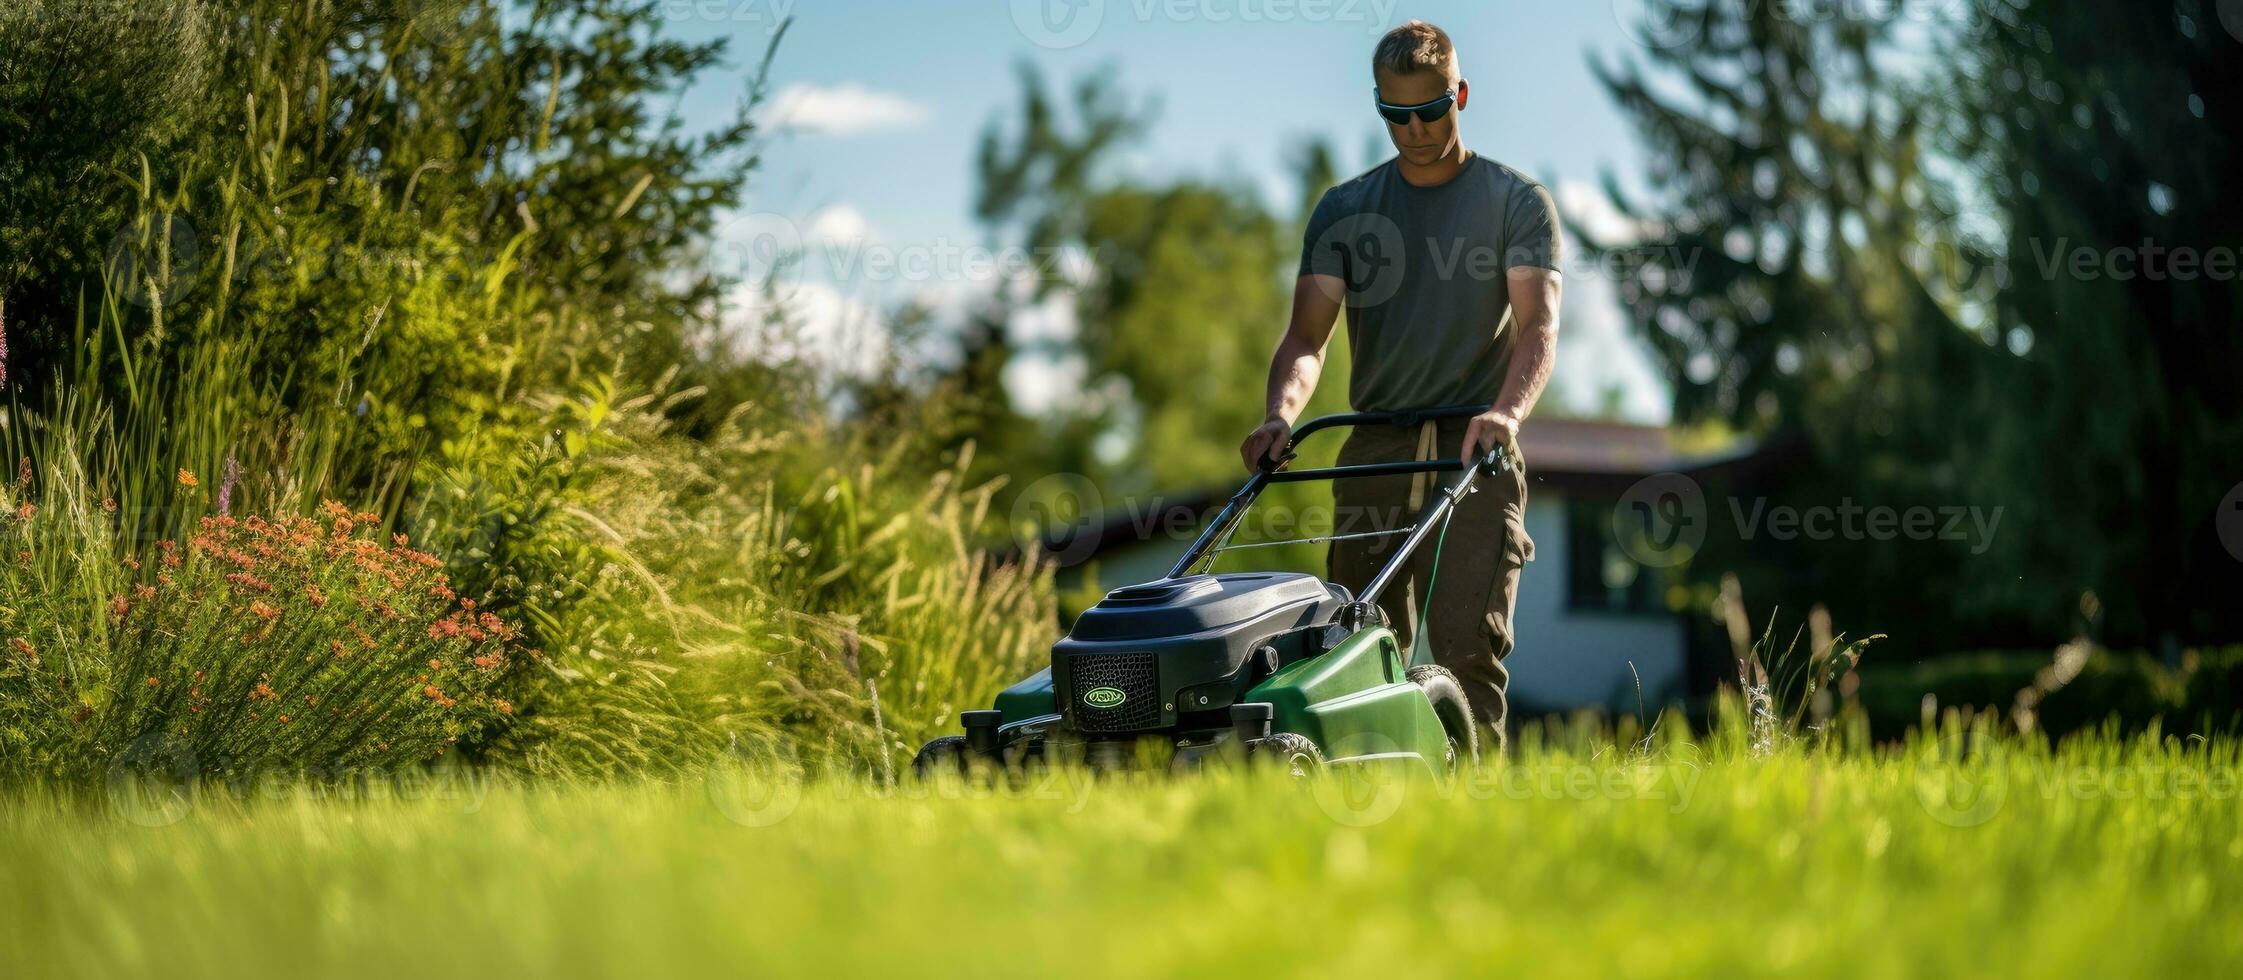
{"left": 1944, "top": 0, "right": 2243, "bottom": 646}
{"left": 0, "top": 0, "right": 788, "bottom": 501}
{"left": 1587, "top": 0, "right": 2243, "bottom": 652}
{"left": 968, "top": 65, "right": 1351, "bottom": 495}
{"left": 0, "top": 1, "right": 213, "bottom": 336}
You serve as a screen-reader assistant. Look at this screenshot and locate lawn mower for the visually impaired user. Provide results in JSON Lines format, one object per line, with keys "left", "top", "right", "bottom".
{"left": 913, "top": 404, "right": 1509, "bottom": 779}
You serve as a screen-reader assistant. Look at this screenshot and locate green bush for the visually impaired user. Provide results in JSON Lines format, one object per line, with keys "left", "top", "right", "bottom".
{"left": 2178, "top": 647, "right": 2243, "bottom": 734}
{"left": 1855, "top": 646, "right": 2243, "bottom": 741}
{"left": 476, "top": 397, "right": 1058, "bottom": 779}
{"left": 0, "top": 1, "right": 212, "bottom": 332}
{"left": 0, "top": 1, "right": 1065, "bottom": 787}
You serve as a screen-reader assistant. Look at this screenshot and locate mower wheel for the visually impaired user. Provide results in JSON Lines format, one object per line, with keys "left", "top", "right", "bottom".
{"left": 910, "top": 735, "right": 973, "bottom": 779}
{"left": 1243, "top": 732, "right": 1324, "bottom": 777}
{"left": 1406, "top": 664, "right": 1479, "bottom": 771}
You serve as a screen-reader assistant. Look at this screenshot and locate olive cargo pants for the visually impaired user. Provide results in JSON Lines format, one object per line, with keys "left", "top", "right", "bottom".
{"left": 1326, "top": 418, "right": 1534, "bottom": 752}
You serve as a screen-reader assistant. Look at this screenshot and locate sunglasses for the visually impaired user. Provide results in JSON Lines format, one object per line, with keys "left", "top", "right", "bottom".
{"left": 1373, "top": 84, "right": 1462, "bottom": 126}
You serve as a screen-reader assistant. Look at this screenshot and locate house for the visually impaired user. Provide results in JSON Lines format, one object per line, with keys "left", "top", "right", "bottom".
{"left": 1043, "top": 419, "right": 1753, "bottom": 714}
{"left": 1502, "top": 418, "right": 1751, "bottom": 712}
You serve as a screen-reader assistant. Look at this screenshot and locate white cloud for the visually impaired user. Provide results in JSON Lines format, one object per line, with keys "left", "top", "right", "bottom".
{"left": 1550, "top": 179, "right": 1672, "bottom": 424}
{"left": 1005, "top": 286, "right": 1079, "bottom": 347}
{"left": 714, "top": 202, "right": 1098, "bottom": 413}
{"left": 1004, "top": 353, "right": 1089, "bottom": 417}
{"left": 1552, "top": 269, "right": 1671, "bottom": 425}
{"left": 906, "top": 278, "right": 979, "bottom": 317}
{"left": 804, "top": 204, "right": 873, "bottom": 245}
{"left": 761, "top": 83, "right": 931, "bottom": 136}
{"left": 1555, "top": 178, "right": 1656, "bottom": 246}
{"left": 891, "top": 276, "right": 1090, "bottom": 416}
{"left": 728, "top": 279, "right": 891, "bottom": 378}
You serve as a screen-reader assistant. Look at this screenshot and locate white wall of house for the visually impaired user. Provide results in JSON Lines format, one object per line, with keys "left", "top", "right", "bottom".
{"left": 1505, "top": 490, "right": 1688, "bottom": 711}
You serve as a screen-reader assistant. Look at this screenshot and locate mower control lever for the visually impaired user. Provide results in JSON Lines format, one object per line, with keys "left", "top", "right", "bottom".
{"left": 1474, "top": 446, "right": 1512, "bottom": 477}
{"left": 1255, "top": 447, "right": 1296, "bottom": 474}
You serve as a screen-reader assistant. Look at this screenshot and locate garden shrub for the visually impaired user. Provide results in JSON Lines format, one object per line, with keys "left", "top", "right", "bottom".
{"left": 0, "top": 2, "right": 1064, "bottom": 785}
{"left": 472, "top": 399, "right": 1058, "bottom": 779}
{"left": 0, "top": 498, "right": 521, "bottom": 783}
{"left": 1855, "top": 646, "right": 2243, "bottom": 741}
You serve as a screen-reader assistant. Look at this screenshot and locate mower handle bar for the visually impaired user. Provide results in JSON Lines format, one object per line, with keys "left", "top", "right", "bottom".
{"left": 1252, "top": 403, "right": 1493, "bottom": 475}
{"left": 1167, "top": 404, "right": 1512, "bottom": 603}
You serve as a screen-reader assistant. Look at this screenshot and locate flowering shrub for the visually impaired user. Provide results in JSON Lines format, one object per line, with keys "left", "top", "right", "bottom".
{"left": 4, "top": 501, "right": 523, "bottom": 781}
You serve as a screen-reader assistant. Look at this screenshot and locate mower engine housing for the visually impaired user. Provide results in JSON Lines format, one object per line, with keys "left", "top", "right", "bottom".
{"left": 1050, "top": 572, "right": 1340, "bottom": 735}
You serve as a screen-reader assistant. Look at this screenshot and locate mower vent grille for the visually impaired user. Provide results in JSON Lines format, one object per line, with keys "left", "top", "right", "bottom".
{"left": 1068, "top": 652, "right": 1161, "bottom": 732}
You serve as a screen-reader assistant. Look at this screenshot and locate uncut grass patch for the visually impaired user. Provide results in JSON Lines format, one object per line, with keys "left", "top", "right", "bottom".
{"left": 1, "top": 731, "right": 2237, "bottom": 978}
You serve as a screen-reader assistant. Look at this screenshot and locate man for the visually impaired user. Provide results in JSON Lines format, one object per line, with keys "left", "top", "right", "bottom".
{"left": 1238, "top": 20, "right": 1562, "bottom": 752}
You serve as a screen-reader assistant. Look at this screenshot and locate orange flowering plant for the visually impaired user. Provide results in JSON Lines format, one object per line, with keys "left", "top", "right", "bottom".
{"left": 20, "top": 502, "right": 525, "bottom": 779}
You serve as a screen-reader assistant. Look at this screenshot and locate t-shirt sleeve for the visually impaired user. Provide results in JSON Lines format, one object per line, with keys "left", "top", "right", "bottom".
{"left": 1298, "top": 190, "right": 1344, "bottom": 279}
{"left": 1503, "top": 181, "right": 1563, "bottom": 273}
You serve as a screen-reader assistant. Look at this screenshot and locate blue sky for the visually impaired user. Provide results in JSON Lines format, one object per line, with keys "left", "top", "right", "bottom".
{"left": 663, "top": 0, "right": 1674, "bottom": 422}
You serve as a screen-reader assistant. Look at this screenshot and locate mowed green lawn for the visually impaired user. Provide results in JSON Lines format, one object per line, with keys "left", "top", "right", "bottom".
{"left": 3, "top": 735, "right": 2238, "bottom": 979}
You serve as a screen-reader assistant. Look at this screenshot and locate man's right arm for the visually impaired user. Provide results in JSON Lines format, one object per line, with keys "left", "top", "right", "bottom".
{"left": 1239, "top": 273, "right": 1345, "bottom": 472}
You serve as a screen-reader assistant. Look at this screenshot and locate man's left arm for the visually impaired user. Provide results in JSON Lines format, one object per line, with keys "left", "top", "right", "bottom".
{"left": 1462, "top": 269, "right": 1562, "bottom": 462}
{"left": 1463, "top": 179, "right": 1564, "bottom": 463}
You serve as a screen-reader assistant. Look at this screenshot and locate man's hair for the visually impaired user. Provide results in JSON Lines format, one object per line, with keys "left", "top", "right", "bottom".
{"left": 1372, "top": 20, "right": 1458, "bottom": 82}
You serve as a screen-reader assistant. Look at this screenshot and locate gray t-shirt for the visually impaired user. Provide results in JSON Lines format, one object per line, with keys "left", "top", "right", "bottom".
{"left": 1299, "top": 154, "right": 1561, "bottom": 412}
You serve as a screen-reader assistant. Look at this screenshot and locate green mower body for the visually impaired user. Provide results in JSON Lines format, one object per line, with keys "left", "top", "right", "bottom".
{"left": 1244, "top": 626, "right": 1453, "bottom": 768}
{"left": 916, "top": 404, "right": 1509, "bottom": 779}
{"left": 971, "top": 613, "right": 1456, "bottom": 775}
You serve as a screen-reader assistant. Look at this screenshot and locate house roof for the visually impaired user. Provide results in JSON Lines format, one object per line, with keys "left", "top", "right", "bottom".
{"left": 1016, "top": 419, "right": 1759, "bottom": 562}
{"left": 1519, "top": 418, "right": 1754, "bottom": 477}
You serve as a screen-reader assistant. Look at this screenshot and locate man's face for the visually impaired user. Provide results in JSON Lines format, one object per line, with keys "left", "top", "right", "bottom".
{"left": 1375, "top": 68, "right": 1466, "bottom": 167}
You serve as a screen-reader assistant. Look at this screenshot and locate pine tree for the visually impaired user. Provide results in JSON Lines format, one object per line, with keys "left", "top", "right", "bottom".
{"left": 1585, "top": 0, "right": 2243, "bottom": 650}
